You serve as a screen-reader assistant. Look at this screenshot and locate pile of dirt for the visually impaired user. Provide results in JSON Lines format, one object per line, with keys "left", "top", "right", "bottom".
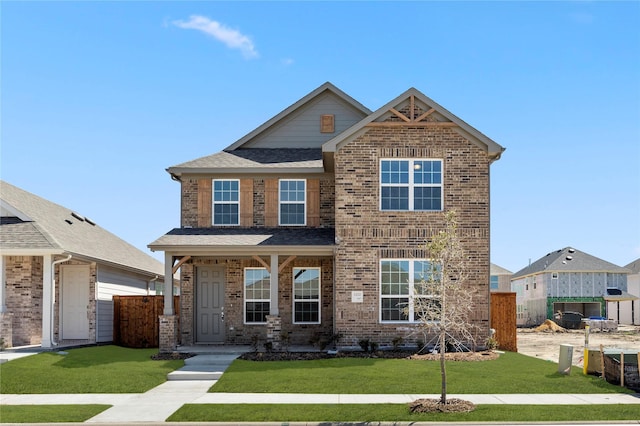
{"left": 409, "top": 398, "right": 476, "bottom": 413}
{"left": 409, "top": 351, "right": 499, "bottom": 361}
{"left": 534, "top": 319, "right": 566, "bottom": 333}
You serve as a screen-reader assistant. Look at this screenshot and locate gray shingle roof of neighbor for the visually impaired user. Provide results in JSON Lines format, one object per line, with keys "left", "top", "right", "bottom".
{"left": 511, "top": 247, "right": 631, "bottom": 279}
{"left": 0, "top": 181, "right": 164, "bottom": 277}
{"left": 149, "top": 227, "right": 335, "bottom": 249}
{"left": 624, "top": 258, "right": 640, "bottom": 274}
{"left": 168, "top": 148, "right": 323, "bottom": 175}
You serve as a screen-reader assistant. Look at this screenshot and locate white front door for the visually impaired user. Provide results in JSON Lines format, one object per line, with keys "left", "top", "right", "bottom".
{"left": 61, "top": 265, "right": 90, "bottom": 339}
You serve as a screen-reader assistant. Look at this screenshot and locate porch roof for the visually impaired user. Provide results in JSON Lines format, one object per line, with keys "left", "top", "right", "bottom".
{"left": 148, "top": 227, "right": 335, "bottom": 256}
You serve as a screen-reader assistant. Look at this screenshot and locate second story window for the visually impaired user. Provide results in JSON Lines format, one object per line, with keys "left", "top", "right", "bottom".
{"left": 279, "top": 179, "right": 306, "bottom": 226}
{"left": 213, "top": 179, "right": 240, "bottom": 225}
{"left": 380, "top": 159, "right": 442, "bottom": 211}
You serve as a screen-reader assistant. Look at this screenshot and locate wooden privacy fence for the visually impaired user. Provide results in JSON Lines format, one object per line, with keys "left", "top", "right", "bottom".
{"left": 490, "top": 292, "right": 517, "bottom": 352}
{"left": 113, "top": 295, "right": 180, "bottom": 348}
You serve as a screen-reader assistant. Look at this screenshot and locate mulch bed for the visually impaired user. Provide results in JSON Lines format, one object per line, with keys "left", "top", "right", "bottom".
{"left": 239, "top": 350, "right": 499, "bottom": 362}
{"left": 151, "top": 352, "right": 195, "bottom": 360}
{"left": 409, "top": 398, "right": 476, "bottom": 413}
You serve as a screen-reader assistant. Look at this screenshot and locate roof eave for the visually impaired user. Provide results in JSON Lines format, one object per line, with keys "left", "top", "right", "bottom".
{"left": 148, "top": 244, "right": 335, "bottom": 257}
{"left": 0, "top": 248, "right": 65, "bottom": 256}
{"left": 167, "top": 167, "right": 327, "bottom": 177}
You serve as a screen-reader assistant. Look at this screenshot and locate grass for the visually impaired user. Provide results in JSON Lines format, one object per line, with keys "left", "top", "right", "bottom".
{"left": 212, "top": 351, "right": 633, "bottom": 394}
{"left": 168, "top": 403, "right": 640, "bottom": 422}
{"left": 0, "top": 345, "right": 183, "bottom": 393}
{"left": 0, "top": 405, "right": 111, "bottom": 423}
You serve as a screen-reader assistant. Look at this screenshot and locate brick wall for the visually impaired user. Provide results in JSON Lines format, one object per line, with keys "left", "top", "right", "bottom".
{"left": 4, "top": 256, "right": 43, "bottom": 346}
{"left": 333, "top": 126, "right": 491, "bottom": 347}
{"left": 179, "top": 256, "right": 334, "bottom": 346}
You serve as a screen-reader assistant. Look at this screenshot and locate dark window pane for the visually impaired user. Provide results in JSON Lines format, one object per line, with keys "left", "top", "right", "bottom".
{"left": 381, "top": 298, "right": 409, "bottom": 321}
{"left": 294, "top": 302, "right": 319, "bottom": 323}
{"left": 245, "top": 302, "right": 270, "bottom": 323}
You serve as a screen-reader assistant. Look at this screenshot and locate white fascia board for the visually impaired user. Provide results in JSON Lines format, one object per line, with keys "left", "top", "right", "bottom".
{"left": 0, "top": 199, "right": 32, "bottom": 221}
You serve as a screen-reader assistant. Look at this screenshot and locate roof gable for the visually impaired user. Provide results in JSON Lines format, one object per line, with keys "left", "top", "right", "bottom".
{"left": 323, "top": 87, "right": 505, "bottom": 161}
{"left": 512, "top": 247, "right": 630, "bottom": 278}
{"left": 0, "top": 181, "right": 163, "bottom": 276}
{"left": 224, "top": 82, "right": 371, "bottom": 151}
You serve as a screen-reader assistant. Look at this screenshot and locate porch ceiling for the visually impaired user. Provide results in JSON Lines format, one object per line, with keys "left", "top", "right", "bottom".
{"left": 149, "top": 227, "right": 335, "bottom": 256}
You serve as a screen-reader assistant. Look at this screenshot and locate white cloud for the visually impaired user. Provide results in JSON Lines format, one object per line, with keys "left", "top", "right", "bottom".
{"left": 173, "top": 15, "right": 258, "bottom": 59}
{"left": 281, "top": 58, "right": 294, "bottom": 66}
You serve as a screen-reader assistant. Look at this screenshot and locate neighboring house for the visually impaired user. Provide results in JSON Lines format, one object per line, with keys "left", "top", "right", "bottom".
{"left": 619, "top": 258, "right": 639, "bottom": 325}
{"left": 490, "top": 263, "right": 512, "bottom": 292}
{"left": 149, "top": 82, "right": 505, "bottom": 351}
{"left": 510, "top": 247, "right": 634, "bottom": 327}
{"left": 0, "top": 181, "right": 166, "bottom": 349}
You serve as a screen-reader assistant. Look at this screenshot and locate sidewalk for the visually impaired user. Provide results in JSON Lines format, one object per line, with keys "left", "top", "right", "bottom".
{"left": 2, "top": 380, "right": 639, "bottom": 423}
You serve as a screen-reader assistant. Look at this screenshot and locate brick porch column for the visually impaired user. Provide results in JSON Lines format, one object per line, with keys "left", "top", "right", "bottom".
{"left": 265, "top": 315, "right": 282, "bottom": 351}
{"left": 159, "top": 315, "right": 178, "bottom": 353}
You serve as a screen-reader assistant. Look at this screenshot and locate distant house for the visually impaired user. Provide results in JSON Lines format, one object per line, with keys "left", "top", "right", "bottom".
{"left": 510, "top": 247, "right": 633, "bottom": 327}
{"left": 0, "top": 181, "right": 166, "bottom": 349}
{"left": 149, "top": 82, "right": 505, "bottom": 351}
{"left": 619, "top": 258, "right": 639, "bottom": 325}
{"left": 490, "top": 263, "right": 512, "bottom": 292}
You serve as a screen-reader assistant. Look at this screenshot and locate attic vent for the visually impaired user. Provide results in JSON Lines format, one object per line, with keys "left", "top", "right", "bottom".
{"left": 568, "top": 248, "right": 575, "bottom": 253}
{"left": 71, "top": 212, "right": 85, "bottom": 221}
{"left": 65, "top": 219, "right": 73, "bottom": 225}
{"left": 320, "top": 114, "right": 335, "bottom": 133}
{"left": 566, "top": 255, "right": 573, "bottom": 261}
{"left": 85, "top": 217, "right": 96, "bottom": 226}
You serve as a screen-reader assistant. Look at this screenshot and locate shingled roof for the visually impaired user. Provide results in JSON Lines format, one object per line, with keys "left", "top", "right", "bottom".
{"left": 512, "top": 247, "right": 630, "bottom": 279}
{"left": 149, "top": 227, "right": 335, "bottom": 256}
{"left": 0, "top": 181, "right": 163, "bottom": 277}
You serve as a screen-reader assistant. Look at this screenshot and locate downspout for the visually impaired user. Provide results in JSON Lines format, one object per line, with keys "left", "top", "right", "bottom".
{"left": 50, "top": 255, "right": 72, "bottom": 346}
{"left": 147, "top": 275, "right": 159, "bottom": 296}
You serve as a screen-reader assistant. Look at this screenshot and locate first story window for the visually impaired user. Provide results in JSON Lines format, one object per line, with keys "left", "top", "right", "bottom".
{"left": 380, "top": 259, "right": 440, "bottom": 322}
{"left": 293, "top": 267, "right": 320, "bottom": 324}
{"left": 244, "top": 268, "right": 270, "bottom": 324}
{"left": 279, "top": 179, "right": 306, "bottom": 225}
{"left": 213, "top": 179, "right": 239, "bottom": 225}
{"left": 380, "top": 159, "right": 442, "bottom": 211}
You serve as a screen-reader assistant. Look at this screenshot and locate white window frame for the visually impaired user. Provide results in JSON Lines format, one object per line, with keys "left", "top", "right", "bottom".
{"left": 279, "top": 179, "right": 306, "bottom": 226}
{"left": 244, "top": 267, "right": 270, "bottom": 325}
{"left": 212, "top": 179, "right": 240, "bottom": 226}
{"left": 379, "top": 259, "right": 439, "bottom": 323}
{"left": 379, "top": 159, "right": 443, "bottom": 212}
{"left": 292, "top": 267, "right": 321, "bottom": 324}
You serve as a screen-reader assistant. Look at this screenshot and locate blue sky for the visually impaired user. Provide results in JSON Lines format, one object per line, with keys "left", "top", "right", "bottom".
{"left": 2, "top": 1, "right": 639, "bottom": 273}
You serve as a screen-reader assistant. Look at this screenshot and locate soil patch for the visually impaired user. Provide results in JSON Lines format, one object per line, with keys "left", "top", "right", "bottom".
{"left": 151, "top": 352, "right": 194, "bottom": 361}
{"left": 409, "top": 398, "right": 476, "bottom": 413}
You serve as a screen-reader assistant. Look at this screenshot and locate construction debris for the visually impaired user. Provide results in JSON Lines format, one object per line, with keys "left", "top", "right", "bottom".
{"left": 534, "top": 319, "right": 567, "bottom": 333}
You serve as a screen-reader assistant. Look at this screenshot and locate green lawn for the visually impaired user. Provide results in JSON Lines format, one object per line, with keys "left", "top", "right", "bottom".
{"left": 168, "top": 403, "right": 640, "bottom": 422}
{"left": 0, "top": 345, "right": 183, "bottom": 393}
{"left": 212, "top": 351, "right": 632, "bottom": 394}
{"left": 0, "top": 405, "right": 111, "bottom": 423}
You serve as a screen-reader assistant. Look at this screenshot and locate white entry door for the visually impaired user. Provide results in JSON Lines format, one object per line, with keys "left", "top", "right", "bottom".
{"left": 61, "top": 265, "right": 90, "bottom": 340}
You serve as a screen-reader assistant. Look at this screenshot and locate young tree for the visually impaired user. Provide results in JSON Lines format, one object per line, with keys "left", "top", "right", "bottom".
{"left": 411, "top": 209, "right": 478, "bottom": 407}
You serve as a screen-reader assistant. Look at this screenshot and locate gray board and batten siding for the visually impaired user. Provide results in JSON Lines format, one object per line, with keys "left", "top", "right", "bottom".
{"left": 237, "top": 91, "right": 369, "bottom": 149}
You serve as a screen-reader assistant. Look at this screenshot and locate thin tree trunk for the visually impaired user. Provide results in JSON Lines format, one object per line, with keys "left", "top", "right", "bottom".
{"left": 440, "top": 330, "right": 447, "bottom": 404}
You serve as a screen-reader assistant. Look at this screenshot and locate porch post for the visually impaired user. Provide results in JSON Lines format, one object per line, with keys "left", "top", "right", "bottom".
{"left": 270, "top": 254, "right": 279, "bottom": 315}
{"left": 163, "top": 252, "right": 174, "bottom": 315}
{"left": 159, "top": 251, "right": 177, "bottom": 352}
{"left": 0, "top": 255, "right": 6, "bottom": 313}
{"left": 42, "top": 254, "right": 53, "bottom": 348}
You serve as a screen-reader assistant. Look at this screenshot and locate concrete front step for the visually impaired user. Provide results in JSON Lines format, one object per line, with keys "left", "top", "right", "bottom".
{"left": 167, "top": 354, "right": 240, "bottom": 381}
